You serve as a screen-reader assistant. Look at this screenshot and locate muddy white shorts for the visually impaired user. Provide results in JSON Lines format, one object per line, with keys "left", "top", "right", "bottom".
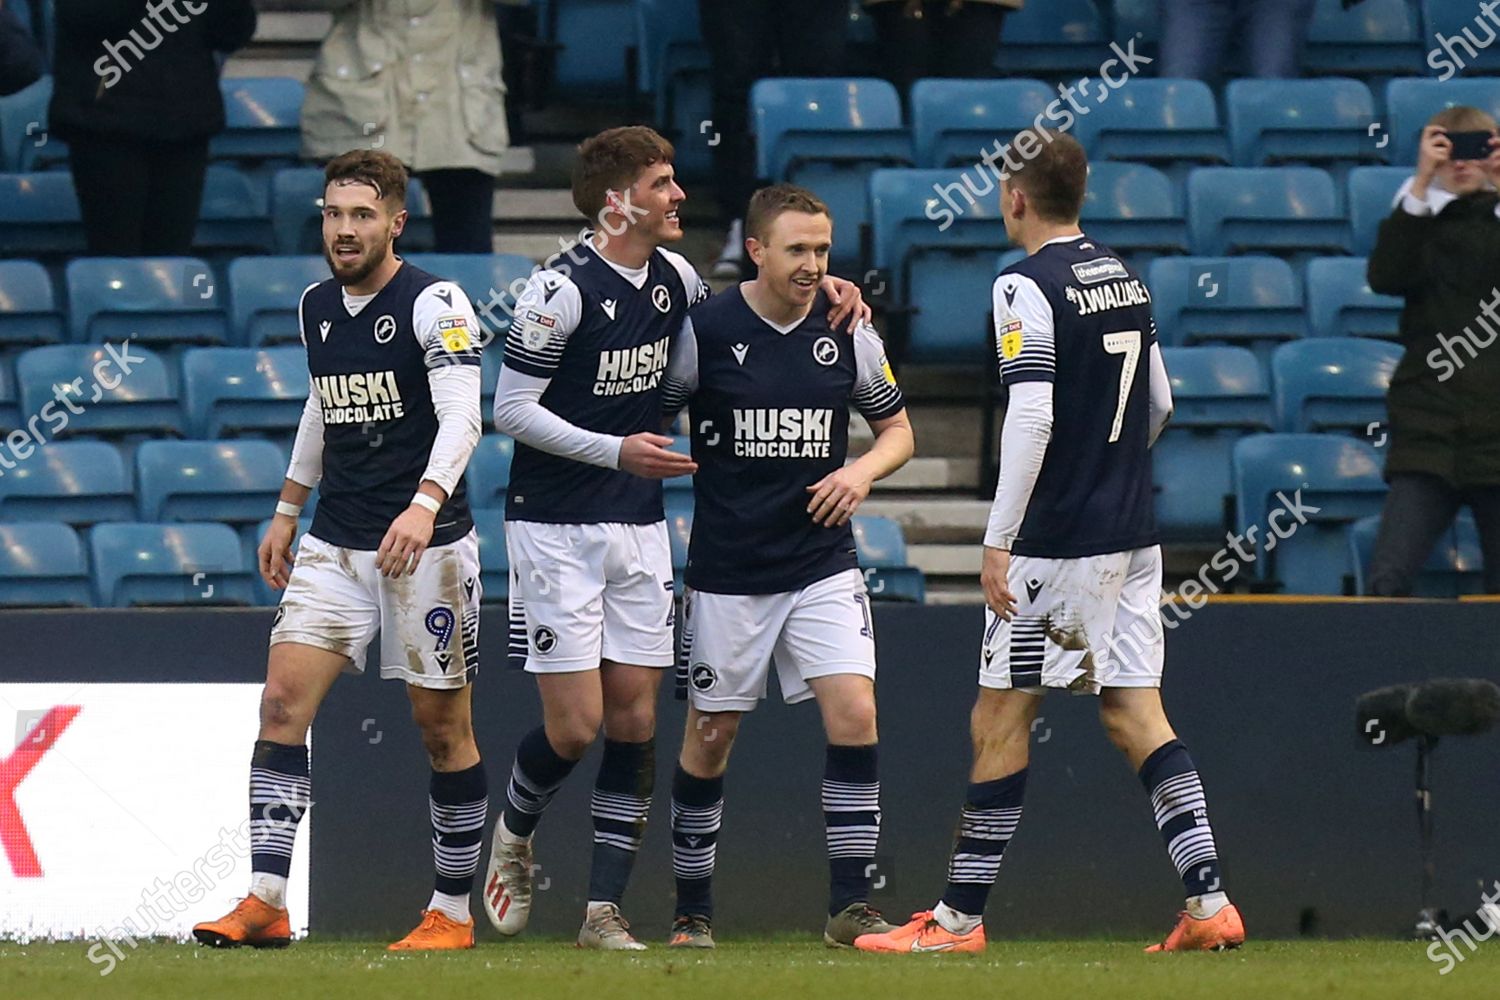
{"left": 978, "top": 545, "right": 1164, "bottom": 695}
{"left": 505, "top": 520, "right": 675, "bottom": 673}
{"left": 678, "top": 568, "right": 877, "bottom": 713}
{"left": 270, "top": 529, "right": 481, "bottom": 690}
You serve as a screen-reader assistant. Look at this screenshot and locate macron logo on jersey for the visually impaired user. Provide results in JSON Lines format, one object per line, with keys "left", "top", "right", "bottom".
{"left": 1064, "top": 279, "right": 1151, "bottom": 317}
{"left": 732, "top": 407, "right": 833, "bottom": 458}
{"left": 593, "top": 335, "right": 670, "bottom": 396}
{"left": 314, "top": 371, "right": 406, "bottom": 424}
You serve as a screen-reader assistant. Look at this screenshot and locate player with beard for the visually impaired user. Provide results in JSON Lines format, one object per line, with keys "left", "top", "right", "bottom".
{"left": 193, "top": 150, "right": 488, "bottom": 952}
{"left": 483, "top": 127, "right": 870, "bottom": 949}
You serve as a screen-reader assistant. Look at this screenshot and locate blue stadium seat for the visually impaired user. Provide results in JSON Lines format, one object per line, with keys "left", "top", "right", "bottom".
{"left": 1305, "top": 256, "right": 1403, "bottom": 339}
{"left": 852, "top": 515, "right": 924, "bottom": 602}
{"left": 0, "top": 76, "right": 67, "bottom": 171}
{"left": 1109, "top": 0, "right": 1159, "bottom": 48}
{"left": 402, "top": 252, "right": 535, "bottom": 342}
{"left": 468, "top": 434, "right": 515, "bottom": 510}
{"left": 0, "top": 440, "right": 133, "bottom": 524}
{"left": 0, "top": 360, "right": 17, "bottom": 432}
{"left": 1225, "top": 78, "right": 1380, "bottom": 166}
{"left": 182, "top": 347, "right": 310, "bottom": 438}
{"left": 635, "top": 0, "right": 712, "bottom": 178}
{"left": 135, "top": 440, "right": 286, "bottom": 524}
{"left": 227, "top": 255, "right": 328, "bottom": 346}
{"left": 1387, "top": 79, "right": 1500, "bottom": 163}
{"left": 66, "top": 257, "right": 229, "bottom": 346}
{"left": 482, "top": 349, "right": 502, "bottom": 417}
{"left": 1155, "top": 347, "right": 1272, "bottom": 541}
{"left": 194, "top": 164, "right": 276, "bottom": 255}
{"left": 1346, "top": 166, "right": 1410, "bottom": 256}
{"left": 0, "top": 172, "right": 83, "bottom": 255}
{"left": 1303, "top": 0, "right": 1423, "bottom": 76}
{"left": 90, "top": 522, "right": 256, "bottom": 607}
{"left": 752, "top": 78, "right": 911, "bottom": 268}
{"left": 1186, "top": 168, "right": 1348, "bottom": 256}
{"left": 997, "top": 0, "right": 1111, "bottom": 75}
{"left": 1421, "top": 0, "right": 1500, "bottom": 76}
{"left": 546, "top": 0, "right": 635, "bottom": 94}
{"left": 471, "top": 508, "right": 509, "bottom": 602}
{"left": 247, "top": 514, "right": 313, "bottom": 606}
{"left": 0, "top": 522, "right": 91, "bottom": 606}
{"left": 1072, "top": 79, "right": 1228, "bottom": 166}
{"left": 1348, "top": 512, "right": 1484, "bottom": 597}
{"left": 272, "top": 167, "right": 434, "bottom": 254}
{"left": 1080, "top": 162, "right": 1187, "bottom": 254}
{"left": 1232, "top": 433, "right": 1386, "bottom": 593}
{"left": 1271, "top": 338, "right": 1400, "bottom": 435}
{"left": 212, "top": 77, "right": 305, "bottom": 162}
{"left": 0, "top": 260, "right": 63, "bottom": 345}
{"left": 909, "top": 78, "right": 1056, "bottom": 168}
{"left": 1147, "top": 257, "right": 1303, "bottom": 360}
{"left": 869, "top": 168, "right": 1005, "bottom": 364}
{"left": 16, "top": 344, "right": 184, "bottom": 436}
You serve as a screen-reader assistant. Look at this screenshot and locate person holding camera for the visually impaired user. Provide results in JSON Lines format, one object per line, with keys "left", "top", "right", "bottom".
{"left": 1365, "top": 106, "right": 1500, "bottom": 595}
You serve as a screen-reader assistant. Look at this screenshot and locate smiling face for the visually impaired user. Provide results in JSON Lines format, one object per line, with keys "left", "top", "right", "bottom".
{"left": 321, "top": 178, "right": 406, "bottom": 287}
{"left": 609, "top": 159, "right": 685, "bottom": 245}
{"left": 748, "top": 209, "right": 832, "bottom": 311}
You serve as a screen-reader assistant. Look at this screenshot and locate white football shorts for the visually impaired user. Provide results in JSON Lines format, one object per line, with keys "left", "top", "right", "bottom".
{"left": 678, "top": 568, "right": 877, "bottom": 713}
{"left": 505, "top": 520, "right": 675, "bottom": 673}
{"left": 271, "top": 529, "right": 481, "bottom": 690}
{"left": 978, "top": 544, "right": 1164, "bottom": 695}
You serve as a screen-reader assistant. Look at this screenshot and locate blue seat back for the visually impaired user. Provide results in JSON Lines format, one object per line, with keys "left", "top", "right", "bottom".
{"left": 1304, "top": 0, "right": 1422, "bottom": 75}
{"left": 0, "top": 440, "right": 133, "bottom": 524}
{"left": 1346, "top": 166, "right": 1410, "bottom": 256}
{"left": 909, "top": 78, "right": 1055, "bottom": 168}
{"left": 66, "top": 257, "right": 228, "bottom": 346}
{"left": 1225, "top": 78, "right": 1379, "bottom": 165}
{"left": 1186, "top": 168, "right": 1346, "bottom": 255}
{"left": 1147, "top": 256, "right": 1303, "bottom": 350}
{"left": 1271, "top": 338, "right": 1400, "bottom": 434}
{"left": 90, "top": 522, "right": 255, "bottom": 607}
{"left": 16, "top": 344, "right": 183, "bottom": 436}
{"left": 227, "top": 255, "right": 329, "bottom": 346}
{"left": 1232, "top": 433, "right": 1386, "bottom": 592}
{"left": 195, "top": 164, "right": 275, "bottom": 255}
{"left": 1073, "top": 78, "right": 1227, "bottom": 164}
{"left": 1420, "top": 0, "right": 1500, "bottom": 76}
{"left": 0, "top": 76, "right": 67, "bottom": 171}
{"left": 135, "top": 440, "right": 286, "bottom": 523}
{"left": 212, "top": 77, "right": 305, "bottom": 161}
{"left": 0, "top": 171, "right": 83, "bottom": 254}
{"left": 1159, "top": 346, "right": 1272, "bottom": 428}
{"left": 0, "top": 259, "right": 63, "bottom": 345}
{"left": 998, "top": 0, "right": 1110, "bottom": 73}
{"left": 1080, "top": 162, "right": 1186, "bottom": 252}
{"left": 182, "top": 347, "right": 310, "bottom": 438}
{"left": 1305, "top": 256, "right": 1403, "bottom": 339}
{"left": 0, "top": 521, "right": 91, "bottom": 606}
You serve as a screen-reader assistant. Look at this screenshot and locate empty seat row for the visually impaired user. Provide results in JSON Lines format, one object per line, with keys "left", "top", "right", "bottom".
{"left": 0, "top": 252, "right": 533, "bottom": 347}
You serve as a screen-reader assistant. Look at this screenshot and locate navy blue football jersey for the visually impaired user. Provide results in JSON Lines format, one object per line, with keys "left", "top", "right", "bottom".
{"left": 299, "top": 261, "right": 480, "bottom": 550}
{"left": 994, "top": 235, "right": 1158, "bottom": 558}
{"left": 500, "top": 240, "right": 707, "bottom": 524}
{"left": 662, "top": 288, "right": 905, "bottom": 594}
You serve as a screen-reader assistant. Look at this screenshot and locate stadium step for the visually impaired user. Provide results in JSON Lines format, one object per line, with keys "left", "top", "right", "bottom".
{"left": 875, "top": 458, "right": 978, "bottom": 491}
{"left": 858, "top": 498, "right": 989, "bottom": 545}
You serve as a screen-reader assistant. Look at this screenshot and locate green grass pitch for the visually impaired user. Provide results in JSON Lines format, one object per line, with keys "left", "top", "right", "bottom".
{"left": 5, "top": 938, "right": 1499, "bottom": 999}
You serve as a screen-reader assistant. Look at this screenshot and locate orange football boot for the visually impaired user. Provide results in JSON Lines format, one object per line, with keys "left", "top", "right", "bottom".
{"left": 388, "top": 909, "right": 476, "bottom": 951}
{"left": 1146, "top": 904, "right": 1246, "bottom": 952}
{"left": 853, "top": 910, "right": 986, "bottom": 954}
{"left": 192, "top": 895, "right": 292, "bottom": 949}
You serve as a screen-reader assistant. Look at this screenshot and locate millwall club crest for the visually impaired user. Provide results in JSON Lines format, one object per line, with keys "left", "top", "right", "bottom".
{"left": 651, "top": 284, "right": 671, "bottom": 313}
{"left": 812, "top": 336, "right": 839, "bottom": 366}
{"left": 374, "top": 314, "right": 397, "bottom": 344}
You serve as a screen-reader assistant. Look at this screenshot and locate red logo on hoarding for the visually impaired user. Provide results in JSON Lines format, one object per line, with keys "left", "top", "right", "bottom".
{"left": 0, "top": 706, "right": 82, "bottom": 878}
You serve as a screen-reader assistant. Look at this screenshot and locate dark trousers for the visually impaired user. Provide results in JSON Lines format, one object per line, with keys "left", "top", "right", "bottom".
{"left": 698, "top": 0, "right": 849, "bottom": 220}
{"left": 418, "top": 168, "right": 495, "bottom": 254}
{"left": 1368, "top": 473, "right": 1500, "bottom": 595}
{"left": 868, "top": 1, "right": 1009, "bottom": 106}
{"left": 68, "top": 132, "right": 208, "bottom": 256}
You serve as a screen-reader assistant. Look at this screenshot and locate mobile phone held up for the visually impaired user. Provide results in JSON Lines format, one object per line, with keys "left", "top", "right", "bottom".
{"left": 1445, "top": 130, "right": 1493, "bottom": 162}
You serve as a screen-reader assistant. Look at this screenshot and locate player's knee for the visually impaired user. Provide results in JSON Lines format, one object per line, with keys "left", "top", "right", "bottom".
{"left": 1099, "top": 703, "right": 1146, "bottom": 750}
{"left": 259, "top": 681, "right": 307, "bottom": 737}
{"left": 826, "top": 698, "right": 878, "bottom": 745}
{"left": 546, "top": 710, "right": 601, "bottom": 759}
{"left": 602, "top": 701, "right": 656, "bottom": 743}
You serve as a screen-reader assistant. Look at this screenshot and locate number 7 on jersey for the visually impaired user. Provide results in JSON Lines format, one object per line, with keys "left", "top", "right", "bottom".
{"left": 1102, "top": 329, "right": 1142, "bottom": 443}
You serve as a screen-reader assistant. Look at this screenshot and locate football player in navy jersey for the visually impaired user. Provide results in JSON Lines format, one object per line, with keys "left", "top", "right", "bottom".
{"left": 483, "top": 128, "right": 871, "bottom": 949}
{"left": 658, "top": 185, "right": 912, "bottom": 949}
{"left": 193, "top": 151, "right": 488, "bottom": 952}
{"left": 856, "top": 131, "right": 1244, "bottom": 955}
